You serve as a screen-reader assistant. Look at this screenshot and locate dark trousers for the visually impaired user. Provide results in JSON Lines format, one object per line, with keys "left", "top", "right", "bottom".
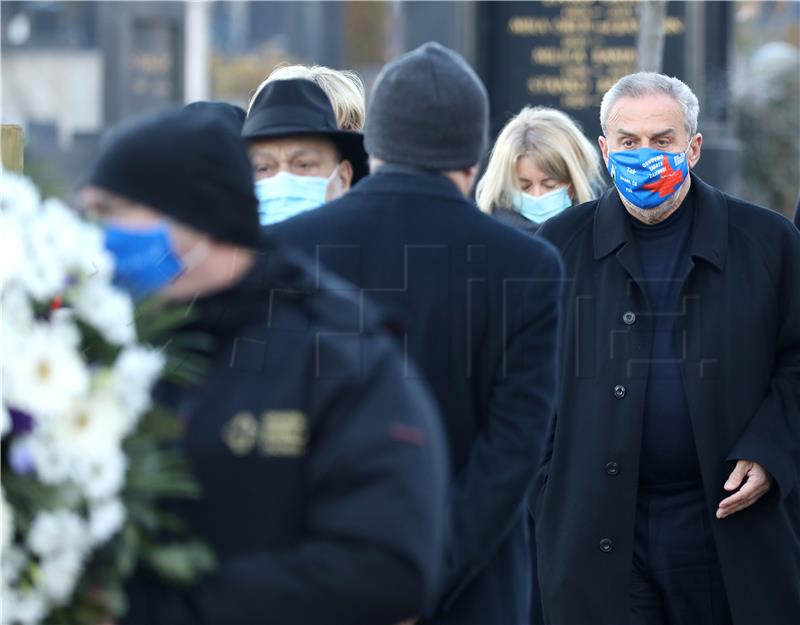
{"left": 630, "top": 487, "right": 732, "bottom": 625}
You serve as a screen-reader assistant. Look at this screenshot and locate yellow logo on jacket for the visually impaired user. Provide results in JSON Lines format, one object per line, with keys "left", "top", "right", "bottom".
{"left": 222, "top": 410, "right": 307, "bottom": 457}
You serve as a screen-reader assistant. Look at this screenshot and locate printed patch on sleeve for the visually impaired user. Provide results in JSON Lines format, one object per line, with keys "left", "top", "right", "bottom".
{"left": 222, "top": 411, "right": 259, "bottom": 456}
{"left": 259, "top": 410, "right": 308, "bottom": 457}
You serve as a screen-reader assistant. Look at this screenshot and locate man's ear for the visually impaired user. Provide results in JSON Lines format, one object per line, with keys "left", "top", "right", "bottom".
{"left": 338, "top": 160, "right": 354, "bottom": 190}
{"left": 598, "top": 136, "right": 610, "bottom": 166}
{"left": 688, "top": 133, "right": 703, "bottom": 169}
{"left": 465, "top": 164, "right": 480, "bottom": 193}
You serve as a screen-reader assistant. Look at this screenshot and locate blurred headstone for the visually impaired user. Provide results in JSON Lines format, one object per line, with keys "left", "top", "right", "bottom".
{"left": 99, "top": 1, "right": 185, "bottom": 125}
{"left": 476, "top": 1, "right": 686, "bottom": 143}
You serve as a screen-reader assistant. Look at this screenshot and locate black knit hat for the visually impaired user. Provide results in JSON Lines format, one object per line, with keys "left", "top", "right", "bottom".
{"left": 242, "top": 79, "right": 369, "bottom": 182}
{"left": 88, "top": 107, "right": 260, "bottom": 249}
{"left": 364, "top": 42, "right": 489, "bottom": 171}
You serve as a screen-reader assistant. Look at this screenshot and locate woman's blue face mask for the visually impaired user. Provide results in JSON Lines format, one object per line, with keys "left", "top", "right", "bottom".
{"left": 103, "top": 221, "right": 184, "bottom": 299}
{"left": 513, "top": 186, "right": 572, "bottom": 224}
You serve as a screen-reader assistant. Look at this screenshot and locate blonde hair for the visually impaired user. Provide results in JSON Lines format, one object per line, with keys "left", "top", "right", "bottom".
{"left": 475, "top": 106, "right": 603, "bottom": 214}
{"left": 249, "top": 64, "right": 366, "bottom": 131}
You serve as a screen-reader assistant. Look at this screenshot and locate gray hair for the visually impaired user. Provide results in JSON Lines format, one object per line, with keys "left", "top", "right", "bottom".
{"left": 600, "top": 72, "right": 700, "bottom": 136}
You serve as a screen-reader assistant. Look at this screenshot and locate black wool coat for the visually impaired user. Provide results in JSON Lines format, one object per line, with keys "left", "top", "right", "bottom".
{"left": 270, "top": 168, "right": 564, "bottom": 625}
{"left": 535, "top": 175, "right": 800, "bottom": 624}
{"left": 123, "top": 243, "right": 449, "bottom": 625}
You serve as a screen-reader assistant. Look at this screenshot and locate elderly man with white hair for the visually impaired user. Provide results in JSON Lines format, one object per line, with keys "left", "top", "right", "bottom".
{"left": 533, "top": 72, "right": 800, "bottom": 624}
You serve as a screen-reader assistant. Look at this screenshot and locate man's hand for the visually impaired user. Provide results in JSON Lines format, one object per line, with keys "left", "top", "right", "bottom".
{"left": 717, "top": 460, "right": 772, "bottom": 519}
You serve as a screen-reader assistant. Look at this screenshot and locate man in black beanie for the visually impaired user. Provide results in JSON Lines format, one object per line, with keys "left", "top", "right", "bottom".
{"left": 82, "top": 107, "right": 449, "bottom": 624}
{"left": 271, "top": 42, "right": 564, "bottom": 625}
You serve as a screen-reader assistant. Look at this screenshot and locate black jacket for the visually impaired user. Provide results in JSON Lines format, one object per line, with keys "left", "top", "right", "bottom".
{"left": 535, "top": 175, "right": 800, "bottom": 624}
{"left": 491, "top": 205, "right": 540, "bottom": 236}
{"left": 270, "top": 168, "right": 564, "bottom": 624}
{"left": 123, "top": 242, "right": 449, "bottom": 625}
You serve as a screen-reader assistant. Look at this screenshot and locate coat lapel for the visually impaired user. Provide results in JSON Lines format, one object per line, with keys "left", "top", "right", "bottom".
{"left": 593, "top": 187, "right": 648, "bottom": 294}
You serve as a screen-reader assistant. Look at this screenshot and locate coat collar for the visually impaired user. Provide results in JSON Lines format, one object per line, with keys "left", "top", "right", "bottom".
{"left": 351, "top": 165, "right": 472, "bottom": 204}
{"left": 593, "top": 173, "right": 728, "bottom": 271}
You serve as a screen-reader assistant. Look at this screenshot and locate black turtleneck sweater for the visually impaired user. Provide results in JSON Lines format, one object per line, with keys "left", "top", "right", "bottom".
{"left": 630, "top": 186, "right": 702, "bottom": 492}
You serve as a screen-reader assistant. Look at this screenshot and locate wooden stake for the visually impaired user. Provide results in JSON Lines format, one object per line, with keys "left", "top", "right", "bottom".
{"left": 1, "top": 125, "right": 24, "bottom": 174}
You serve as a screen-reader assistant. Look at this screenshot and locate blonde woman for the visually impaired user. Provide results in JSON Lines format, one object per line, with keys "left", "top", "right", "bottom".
{"left": 476, "top": 106, "right": 604, "bottom": 235}
{"left": 249, "top": 64, "right": 366, "bottom": 131}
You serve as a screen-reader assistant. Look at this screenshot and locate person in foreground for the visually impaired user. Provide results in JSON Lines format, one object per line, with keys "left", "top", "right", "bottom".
{"left": 534, "top": 72, "right": 800, "bottom": 624}
{"left": 271, "top": 42, "right": 564, "bottom": 625}
{"left": 81, "top": 105, "right": 448, "bottom": 625}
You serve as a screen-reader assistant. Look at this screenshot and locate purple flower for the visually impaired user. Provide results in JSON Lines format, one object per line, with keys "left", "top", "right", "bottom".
{"left": 9, "top": 408, "right": 34, "bottom": 435}
{"left": 9, "top": 440, "right": 35, "bottom": 475}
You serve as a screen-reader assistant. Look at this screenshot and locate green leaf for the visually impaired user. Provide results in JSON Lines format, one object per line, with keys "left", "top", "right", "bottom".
{"left": 143, "top": 541, "right": 217, "bottom": 585}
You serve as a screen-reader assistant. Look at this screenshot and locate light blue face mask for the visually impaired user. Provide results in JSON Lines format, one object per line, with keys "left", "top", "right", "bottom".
{"left": 255, "top": 166, "right": 339, "bottom": 226}
{"left": 513, "top": 186, "right": 572, "bottom": 224}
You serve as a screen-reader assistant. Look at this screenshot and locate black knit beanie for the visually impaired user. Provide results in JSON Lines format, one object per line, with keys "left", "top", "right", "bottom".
{"left": 87, "top": 107, "right": 260, "bottom": 249}
{"left": 364, "top": 42, "right": 489, "bottom": 171}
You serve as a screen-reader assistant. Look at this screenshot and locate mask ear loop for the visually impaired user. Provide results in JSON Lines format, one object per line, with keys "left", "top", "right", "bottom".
{"left": 181, "top": 238, "right": 211, "bottom": 271}
{"left": 161, "top": 219, "right": 211, "bottom": 278}
{"left": 326, "top": 163, "right": 342, "bottom": 198}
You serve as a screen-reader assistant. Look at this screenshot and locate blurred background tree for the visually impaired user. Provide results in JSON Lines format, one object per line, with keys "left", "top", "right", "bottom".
{"left": 733, "top": 1, "right": 800, "bottom": 218}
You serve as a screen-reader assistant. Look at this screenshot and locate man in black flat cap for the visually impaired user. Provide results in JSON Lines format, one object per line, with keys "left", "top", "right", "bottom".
{"left": 242, "top": 79, "right": 368, "bottom": 226}
{"left": 81, "top": 106, "right": 448, "bottom": 624}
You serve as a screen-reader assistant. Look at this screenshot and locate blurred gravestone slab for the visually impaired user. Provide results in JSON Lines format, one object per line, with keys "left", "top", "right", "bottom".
{"left": 2, "top": 125, "right": 25, "bottom": 174}
{"left": 477, "top": 0, "right": 686, "bottom": 142}
{"left": 99, "top": 2, "right": 185, "bottom": 125}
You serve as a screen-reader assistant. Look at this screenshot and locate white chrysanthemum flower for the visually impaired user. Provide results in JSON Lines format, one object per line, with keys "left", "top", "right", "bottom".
{"left": 27, "top": 434, "right": 72, "bottom": 485}
{"left": 39, "top": 198, "right": 113, "bottom": 283}
{"left": 0, "top": 404, "right": 10, "bottom": 438}
{"left": 74, "top": 448, "right": 127, "bottom": 501}
{"left": 38, "top": 549, "right": 84, "bottom": 605}
{"left": 1, "top": 547, "right": 27, "bottom": 586}
{"left": 2, "top": 320, "right": 90, "bottom": 421}
{"left": 0, "top": 487, "right": 13, "bottom": 555}
{"left": 27, "top": 510, "right": 88, "bottom": 559}
{"left": 72, "top": 278, "right": 136, "bottom": 346}
{"left": 0, "top": 171, "right": 41, "bottom": 218}
{"left": 16, "top": 215, "right": 68, "bottom": 301}
{"left": 2, "top": 586, "right": 47, "bottom": 625}
{"left": 88, "top": 498, "right": 125, "bottom": 546}
{"left": 0, "top": 211, "right": 26, "bottom": 288}
{"left": 111, "top": 345, "right": 165, "bottom": 427}
{"left": 47, "top": 391, "right": 128, "bottom": 458}
{"left": 0, "top": 286, "right": 33, "bottom": 337}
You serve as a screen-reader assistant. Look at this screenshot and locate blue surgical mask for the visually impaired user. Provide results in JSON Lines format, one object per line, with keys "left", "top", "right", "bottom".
{"left": 513, "top": 186, "right": 572, "bottom": 224}
{"left": 255, "top": 167, "right": 339, "bottom": 226}
{"left": 103, "top": 222, "right": 184, "bottom": 298}
{"left": 607, "top": 146, "right": 689, "bottom": 209}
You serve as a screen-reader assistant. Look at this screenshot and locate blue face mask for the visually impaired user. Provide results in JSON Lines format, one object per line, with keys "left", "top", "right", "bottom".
{"left": 103, "top": 222, "right": 184, "bottom": 299}
{"left": 606, "top": 146, "right": 689, "bottom": 209}
{"left": 513, "top": 186, "right": 572, "bottom": 224}
{"left": 255, "top": 167, "right": 338, "bottom": 226}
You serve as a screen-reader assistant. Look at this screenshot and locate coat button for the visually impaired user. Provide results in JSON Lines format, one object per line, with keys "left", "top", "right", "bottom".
{"left": 622, "top": 311, "right": 636, "bottom": 325}
{"left": 599, "top": 538, "right": 614, "bottom": 553}
{"left": 613, "top": 385, "right": 626, "bottom": 399}
{"left": 605, "top": 462, "right": 620, "bottom": 476}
